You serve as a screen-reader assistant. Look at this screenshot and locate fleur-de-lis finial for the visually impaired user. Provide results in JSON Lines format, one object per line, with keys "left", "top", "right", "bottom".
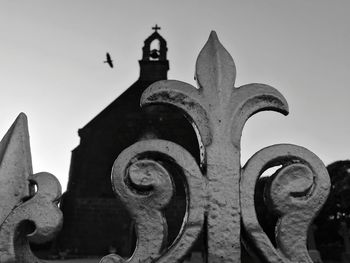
{"left": 102, "top": 32, "right": 330, "bottom": 263}
{"left": 140, "top": 32, "right": 289, "bottom": 262}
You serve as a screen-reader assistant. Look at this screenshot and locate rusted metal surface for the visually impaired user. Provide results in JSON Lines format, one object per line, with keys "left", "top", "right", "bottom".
{"left": 100, "top": 31, "right": 330, "bottom": 263}
{"left": 0, "top": 114, "right": 62, "bottom": 262}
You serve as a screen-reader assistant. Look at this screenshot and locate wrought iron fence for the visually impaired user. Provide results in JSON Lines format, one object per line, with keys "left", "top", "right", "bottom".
{"left": 0, "top": 32, "right": 330, "bottom": 263}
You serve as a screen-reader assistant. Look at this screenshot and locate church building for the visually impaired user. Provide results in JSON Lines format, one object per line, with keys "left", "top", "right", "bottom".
{"left": 56, "top": 26, "right": 200, "bottom": 257}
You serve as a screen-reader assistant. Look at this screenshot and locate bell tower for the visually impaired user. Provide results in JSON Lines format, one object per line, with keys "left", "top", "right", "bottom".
{"left": 139, "top": 25, "right": 169, "bottom": 81}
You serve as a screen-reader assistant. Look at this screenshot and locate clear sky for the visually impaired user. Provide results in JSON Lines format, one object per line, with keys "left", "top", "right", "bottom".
{"left": 0, "top": 1, "right": 349, "bottom": 191}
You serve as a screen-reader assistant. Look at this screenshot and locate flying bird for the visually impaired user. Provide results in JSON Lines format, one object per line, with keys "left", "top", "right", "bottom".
{"left": 104, "top": 52, "right": 114, "bottom": 68}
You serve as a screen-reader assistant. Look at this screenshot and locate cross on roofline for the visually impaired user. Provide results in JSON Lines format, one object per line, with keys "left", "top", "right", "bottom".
{"left": 152, "top": 24, "right": 161, "bottom": 32}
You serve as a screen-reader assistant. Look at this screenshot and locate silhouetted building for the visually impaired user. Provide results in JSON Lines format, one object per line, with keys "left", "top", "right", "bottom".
{"left": 56, "top": 27, "right": 200, "bottom": 257}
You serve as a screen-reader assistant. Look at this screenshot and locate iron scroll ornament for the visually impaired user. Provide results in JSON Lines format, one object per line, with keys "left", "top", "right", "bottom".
{"left": 0, "top": 113, "right": 62, "bottom": 263}
{"left": 101, "top": 31, "right": 330, "bottom": 263}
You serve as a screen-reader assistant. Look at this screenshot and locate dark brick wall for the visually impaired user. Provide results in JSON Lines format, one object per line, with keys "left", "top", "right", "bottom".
{"left": 57, "top": 194, "right": 188, "bottom": 257}
{"left": 57, "top": 196, "right": 133, "bottom": 256}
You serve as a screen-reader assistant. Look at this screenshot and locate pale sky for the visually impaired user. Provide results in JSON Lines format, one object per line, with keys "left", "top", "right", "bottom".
{"left": 0, "top": 1, "right": 349, "bottom": 191}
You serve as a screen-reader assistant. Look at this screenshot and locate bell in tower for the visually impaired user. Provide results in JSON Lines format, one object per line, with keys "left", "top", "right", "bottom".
{"left": 150, "top": 47, "right": 160, "bottom": 60}
{"left": 139, "top": 25, "right": 169, "bottom": 81}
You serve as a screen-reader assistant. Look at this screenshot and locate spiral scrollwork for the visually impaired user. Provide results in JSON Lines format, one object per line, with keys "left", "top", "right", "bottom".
{"left": 100, "top": 139, "right": 205, "bottom": 263}
{"left": 0, "top": 172, "right": 62, "bottom": 263}
{"left": 241, "top": 144, "right": 330, "bottom": 263}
